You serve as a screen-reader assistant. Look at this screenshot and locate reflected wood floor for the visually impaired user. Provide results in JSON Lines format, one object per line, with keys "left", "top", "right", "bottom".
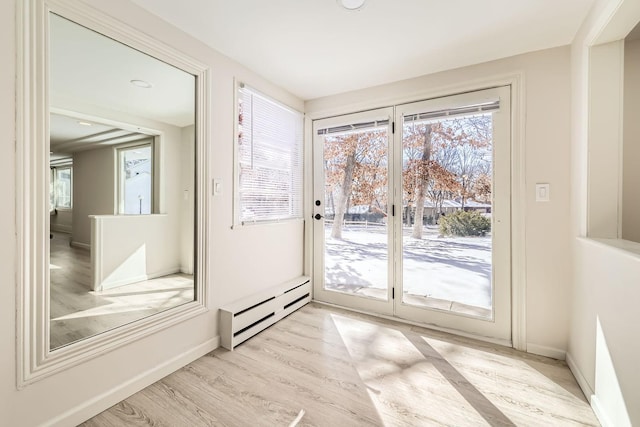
{"left": 83, "top": 303, "right": 599, "bottom": 426}
{"left": 50, "top": 232, "right": 194, "bottom": 349}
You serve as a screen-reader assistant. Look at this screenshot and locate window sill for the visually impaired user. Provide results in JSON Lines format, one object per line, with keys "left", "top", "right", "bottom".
{"left": 579, "top": 237, "right": 640, "bottom": 260}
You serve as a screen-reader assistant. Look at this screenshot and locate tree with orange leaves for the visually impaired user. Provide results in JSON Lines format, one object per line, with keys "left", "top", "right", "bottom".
{"left": 324, "top": 128, "right": 387, "bottom": 239}
{"left": 403, "top": 114, "right": 492, "bottom": 238}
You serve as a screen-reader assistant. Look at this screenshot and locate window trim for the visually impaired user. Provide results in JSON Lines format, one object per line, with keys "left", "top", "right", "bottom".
{"left": 233, "top": 81, "right": 304, "bottom": 227}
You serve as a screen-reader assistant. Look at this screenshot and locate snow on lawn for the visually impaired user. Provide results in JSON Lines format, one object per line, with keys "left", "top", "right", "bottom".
{"left": 324, "top": 224, "right": 492, "bottom": 310}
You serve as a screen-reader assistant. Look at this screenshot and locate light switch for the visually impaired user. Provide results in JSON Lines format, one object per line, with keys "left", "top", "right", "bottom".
{"left": 213, "top": 179, "right": 223, "bottom": 196}
{"left": 535, "top": 183, "right": 550, "bottom": 202}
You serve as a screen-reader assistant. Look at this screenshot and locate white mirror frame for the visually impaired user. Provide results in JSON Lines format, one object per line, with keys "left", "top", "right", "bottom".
{"left": 16, "top": 0, "right": 210, "bottom": 387}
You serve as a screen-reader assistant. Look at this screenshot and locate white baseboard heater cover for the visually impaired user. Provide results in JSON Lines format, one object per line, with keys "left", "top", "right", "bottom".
{"left": 220, "top": 276, "right": 311, "bottom": 350}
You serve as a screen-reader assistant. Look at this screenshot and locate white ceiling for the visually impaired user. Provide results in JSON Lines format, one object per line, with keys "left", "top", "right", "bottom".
{"left": 131, "top": 0, "right": 596, "bottom": 100}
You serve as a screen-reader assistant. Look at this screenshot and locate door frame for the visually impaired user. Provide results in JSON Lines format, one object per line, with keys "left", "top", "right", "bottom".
{"left": 305, "top": 76, "right": 526, "bottom": 350}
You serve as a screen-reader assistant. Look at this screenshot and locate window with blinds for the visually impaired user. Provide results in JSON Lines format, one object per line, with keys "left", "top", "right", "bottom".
{"left": 236, "top": 84, "right": 303, "bottom": 224}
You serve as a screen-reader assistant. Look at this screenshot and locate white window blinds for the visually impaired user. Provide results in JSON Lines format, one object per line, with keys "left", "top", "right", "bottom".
{"left": 237, "top": 85, "right": 303, "bottom": 224}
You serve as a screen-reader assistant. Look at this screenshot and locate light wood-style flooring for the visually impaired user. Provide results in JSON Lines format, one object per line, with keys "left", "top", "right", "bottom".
{"left": 83, "top": 303, "right": 599, "bottom": 426}
{"left": 50, "top": 232, "right": 194, "bottom": 349}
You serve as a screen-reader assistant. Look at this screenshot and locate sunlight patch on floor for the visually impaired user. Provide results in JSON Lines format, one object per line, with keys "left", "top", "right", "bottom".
{"left": 329, "top": 312, "right": 597, "bottom": 426}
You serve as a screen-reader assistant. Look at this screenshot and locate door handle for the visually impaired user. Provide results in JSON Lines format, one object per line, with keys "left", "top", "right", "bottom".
{"left": 314, "top": 213, "right": 323, "bottom": 220}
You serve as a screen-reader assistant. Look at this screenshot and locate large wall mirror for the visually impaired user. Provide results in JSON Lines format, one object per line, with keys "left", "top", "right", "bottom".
{"left": 17, "top": 0, "right": 208, "bottom": 385}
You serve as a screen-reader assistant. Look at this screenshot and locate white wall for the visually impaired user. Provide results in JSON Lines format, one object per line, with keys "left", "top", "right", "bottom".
{"left": 569, "top": 0, "right": 640, "bottom": 425}
{"left": 306, "top": 46, "right": 573, "bottom": 357}
{"left": 3, "top": 0, "right": 304, "bottom": 425}
{"left": 50, "top": 208, "right": 72, "bottom": 233}
{"left": 91, "top": 214, "right": 182, "bottom": 290}
{"left": 72, "top": 146, "right": 115, "bottom": 246}
{"left": 570, "top": 239, "right": 640, "bottom": 425}
{"left": 180, "top": 125, "right": 195, "bottom": 274}
{"left": 622, "top": 38, "right": 640, "bottom": 242}
{"left": 0, "top": 0, "right": 16, "bottom": 418}
{"left": 587, "top": 40, "right": 624, "bottom": 239}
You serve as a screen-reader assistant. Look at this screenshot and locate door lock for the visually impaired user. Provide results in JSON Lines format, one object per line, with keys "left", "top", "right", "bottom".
{"left": 314, "top": 213, "right": 323, "bottom": 220}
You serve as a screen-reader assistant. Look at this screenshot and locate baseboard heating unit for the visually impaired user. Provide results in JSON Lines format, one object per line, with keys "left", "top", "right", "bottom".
{"left": 220, "top": 276, "right": 311, "bottom": 350}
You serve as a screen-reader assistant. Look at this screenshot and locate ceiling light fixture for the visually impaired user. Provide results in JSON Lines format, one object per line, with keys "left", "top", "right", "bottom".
{"left": 338, "top": 0, "right": 366, "bottom": 11}
{"left": 77, "top": 121, "right": 92, "bottom": 126}
{"left": 130, "top": 79, "right": 153, "bottom": 89}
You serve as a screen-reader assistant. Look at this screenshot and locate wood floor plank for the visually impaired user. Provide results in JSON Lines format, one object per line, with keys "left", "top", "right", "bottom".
{"left": 83, "top": 303, "right": 599, "bottom": 427}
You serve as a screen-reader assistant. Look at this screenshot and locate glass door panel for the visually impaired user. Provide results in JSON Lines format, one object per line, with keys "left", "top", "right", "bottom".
{"left": 313, "top": 108, "right": 394, "bottom": 315}
{"left": 401, "top": 111, "right": 494, "bottom": 318}
{"left": 394, "top": 87, "right": 511, "bottom": 342}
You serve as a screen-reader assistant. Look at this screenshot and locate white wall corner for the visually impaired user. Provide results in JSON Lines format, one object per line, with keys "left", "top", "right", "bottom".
{"left": 566, "top": 351, "right": 595, "bottom": 401}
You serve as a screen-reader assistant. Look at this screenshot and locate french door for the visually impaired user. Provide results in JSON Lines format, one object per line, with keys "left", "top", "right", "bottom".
{"left": 313, "top": 86, "right": 512, "bottom": 342}
{"left": 312, "top": 108, "right": 395, "bottom": 315}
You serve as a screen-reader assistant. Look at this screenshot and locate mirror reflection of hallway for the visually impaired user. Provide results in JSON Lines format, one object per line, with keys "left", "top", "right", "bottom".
{"left": 48, "top": 14, "right": 197, "bottom": 350}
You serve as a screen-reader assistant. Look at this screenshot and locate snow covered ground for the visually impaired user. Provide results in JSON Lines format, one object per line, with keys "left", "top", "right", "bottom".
{"left": 324, "top": 224, "right": 492, "bottom": 311}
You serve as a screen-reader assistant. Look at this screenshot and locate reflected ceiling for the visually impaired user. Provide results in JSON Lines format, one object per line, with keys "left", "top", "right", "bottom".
{"left": 50, "top": 13, "right": 195, "bottom": 127}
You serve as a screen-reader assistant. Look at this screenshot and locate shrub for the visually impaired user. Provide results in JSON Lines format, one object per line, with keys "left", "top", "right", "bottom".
{"left": 439, "top": 210, "right": 491, "bottom": 237}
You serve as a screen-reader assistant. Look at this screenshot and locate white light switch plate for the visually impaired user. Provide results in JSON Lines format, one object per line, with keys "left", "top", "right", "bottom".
{"left": 535, "top": 183, "right": 550, "bottom": 202}
{"left": 213, "top": 179, "right": 222, "bottom": 196}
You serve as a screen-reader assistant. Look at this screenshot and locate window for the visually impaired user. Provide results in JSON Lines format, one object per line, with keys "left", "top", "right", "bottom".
{"left": 50, "top": 165, "right": 72, "bottom": 209}
{"left": 118, "top": 143, "right": 153, "bottom": 215}
{"left": 236, "top": 84, "right": 303, "bottom": 224}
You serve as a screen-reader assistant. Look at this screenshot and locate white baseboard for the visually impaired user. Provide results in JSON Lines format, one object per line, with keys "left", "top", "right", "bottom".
{"left": 70, "top": 240, "right": 90, "bottom": 251}
{"left": 47, "top": 336, "right": 220, "bottom": 427}
{"left": 591, "top": 395, "right": 614, "bottom": 427}
{"left": 98, "top": 274, "right": 148, "bottom": 291}
{"left": 149, "top": 267, "right": 181, "bottom": 279}
{"left": 566, "top": 352, "right": 615, "bottom": 427}
{"left": 50, "top": 224, "right": 72, "bottom": 233}
{"left": 526, "top": 343, "right": 566, "bottom": 360}
{"left": 97, "top": 268, "right": 181, "bottom": 291}
{"left": 565, "top": 352, "right": 594, "bottom": 401}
